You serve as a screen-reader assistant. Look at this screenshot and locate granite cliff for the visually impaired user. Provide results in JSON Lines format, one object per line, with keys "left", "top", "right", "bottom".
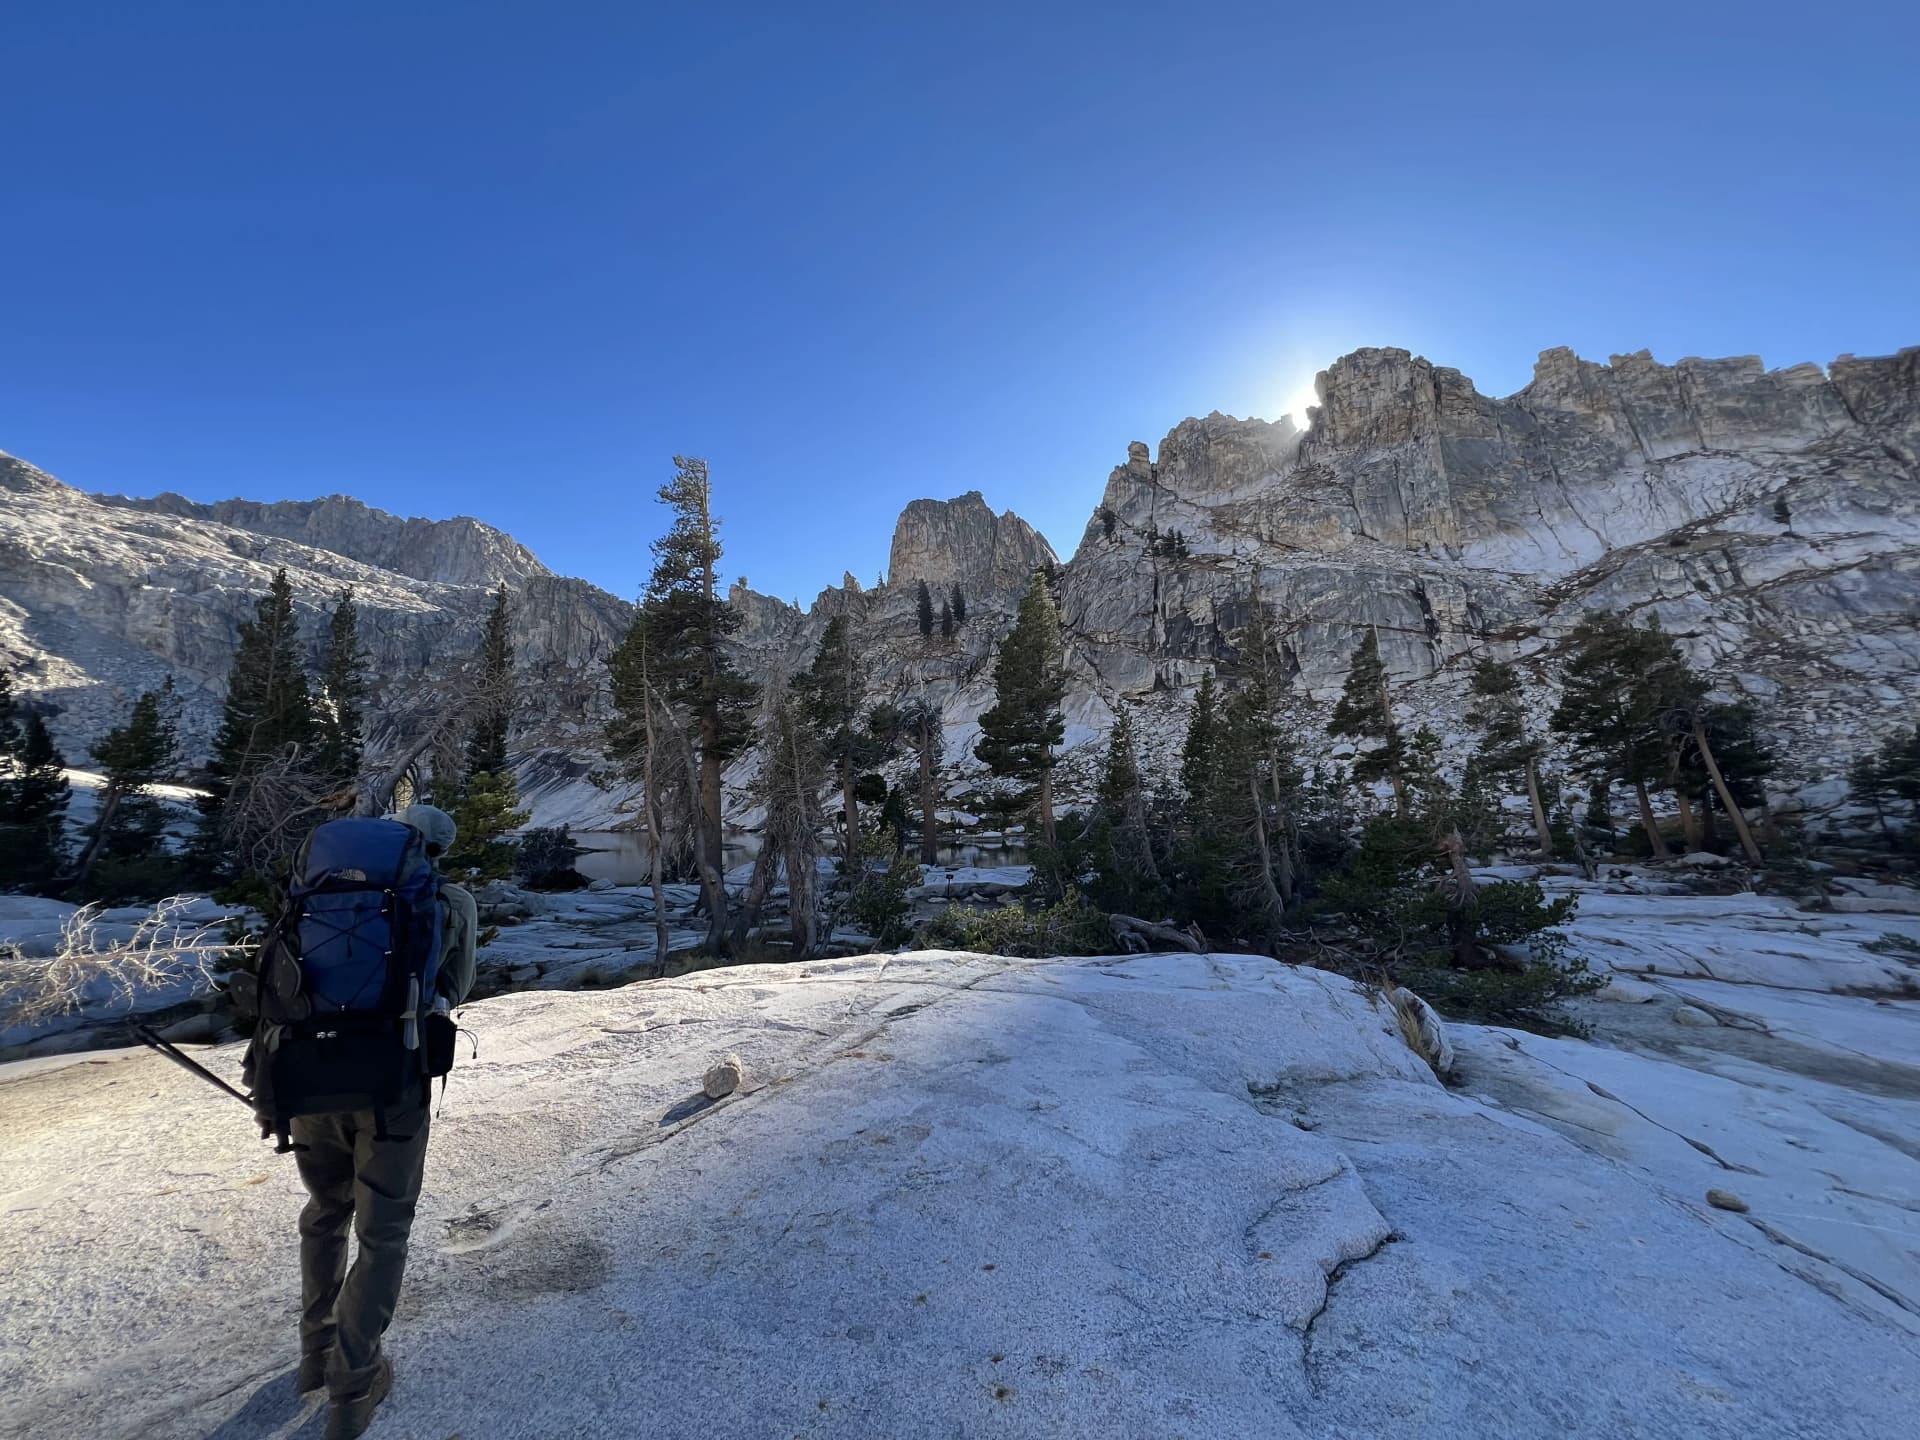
{"left": 3, "top": 341, "right": 1915, "bottom": 827}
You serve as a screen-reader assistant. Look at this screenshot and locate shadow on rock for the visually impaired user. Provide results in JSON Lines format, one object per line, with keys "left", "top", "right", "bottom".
{"left": 200, "top": 1369, "right": 324, "bottom": 1440}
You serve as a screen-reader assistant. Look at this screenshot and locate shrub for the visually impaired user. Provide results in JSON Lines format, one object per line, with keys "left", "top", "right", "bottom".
{"left": 514, "top": 826, "right": 582, "bottom": 889}
{"left": 920, "top": 888, "right": 1113, "bottom": 958}
{"left": 834, "top": 827, "right": 917, "bottom": 947}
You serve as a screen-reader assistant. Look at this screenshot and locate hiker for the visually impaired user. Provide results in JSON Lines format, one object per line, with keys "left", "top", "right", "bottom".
{"left": 242, "top": 804, "right": 477, "bottom": 1440}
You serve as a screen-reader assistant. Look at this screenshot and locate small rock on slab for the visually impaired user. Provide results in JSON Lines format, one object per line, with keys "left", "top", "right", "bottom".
{"left": 1672, "top": 1004, "right": 1719, "bottom": 1027}
{"left": 703, "top": 1055, "right": 745, "bottom": 1099}
{"left": 1706, "top": 1188, "right": 1750, "bottom": 1213}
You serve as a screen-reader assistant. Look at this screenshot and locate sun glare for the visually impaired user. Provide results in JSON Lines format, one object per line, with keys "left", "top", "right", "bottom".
{"left": 1280, "top": 375, "right": 1320, "bottom": 428}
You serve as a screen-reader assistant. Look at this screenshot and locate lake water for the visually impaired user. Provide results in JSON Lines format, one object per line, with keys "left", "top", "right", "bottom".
{"left": 570, "top": 831, "right": 1029, "bottom": 886}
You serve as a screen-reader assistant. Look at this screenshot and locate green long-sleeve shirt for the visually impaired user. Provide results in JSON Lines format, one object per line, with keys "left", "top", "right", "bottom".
{"left": 437, "top": 881, "right": 479, "bottom": 1006}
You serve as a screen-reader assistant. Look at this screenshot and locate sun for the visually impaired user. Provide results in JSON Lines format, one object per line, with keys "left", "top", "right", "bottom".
{"left": 1280, "top": 375, "right": 1321, "bottom": 428}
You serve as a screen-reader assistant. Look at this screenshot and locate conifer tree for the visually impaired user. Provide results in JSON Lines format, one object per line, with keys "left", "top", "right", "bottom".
{"left": 1849, "top": 725, "right": 1920, "bottom": 841}
{"left": 314, "top": 586, "right": 368, "bottom": 789}
{"left": 899, "top": 698, "right": 943, "bottom": 866}
{"left": 974, "top": 571, "right": 1066, "bottom": 843}
{"left": 1220, "top": 579, "right": 1304, "bottom": 899}
{"left": 950, "top": 585, "right": 967, "bottom": 627}
{"left": 792, "top": 613, "right": 882, "bottom": 850}
{"left": 1550, "top": 611, "right": 1673, "bottom": 857}
{"left": 1466, "top": 657, "right": 1554, "bottom": 855}
{"left": 1094, "top": 705, "right": 1160, "bottom": 895}
{"left": 916, "top": 580, "right": 935, "bottom": 639}
{"left": 0, "top": 667, "right": 19, "bottom": 763}
{"left": 939, "top": 599, "right": 954, "bottom": 640}
{"left": 465, "top": 583, "right": 514, "bottom": 780}
{"left": 1179, "top": 673, "right": 1221, "bottom": 820}
{"left": 609, "top": 457, "right": 758, "bottom": 886}
{"left": 0, "top": 676, "right": 70, "bottom": 890}
{"left": 1208, "top": 684, "right": 1299, "bottom": 942}
{"left": 202, "top": 568, "right": 316, "bottom": 852}
{"left": 443, "top": 585, "right": 528, "bottom": 875}
{"left": 71, "top": 679, "right": 181, "bottom": 886}
{"left": 1637, "top": 635, "right": 1767, "bottom": 864}
{"left": 1328, "top": 627, "right": 1408, "bottom": 816}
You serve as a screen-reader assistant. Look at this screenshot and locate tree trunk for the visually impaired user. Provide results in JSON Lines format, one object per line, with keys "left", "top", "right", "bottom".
{"left": 1247, "top": 770, "right": 1285, "bottom": 936}
{"left": 787, "top": 719, "right": 819, "bottom": 959}
{"left": 1632, "top": 778, "right": 1671, "bottom": 858}
{"left": 65, "top": 784, "right": 125, "bottom": 891}
{"left": 1109, "top": 913, "right": 1206, "bottom": 953}
{"left": 1523, "top": 755, "right": 1553, "bottom": 858}
{"left": 1692, "top": 716, "right": 1764, "bottom": 865}
{"left": 1441, "top": 829, "right": 1484, "bottom": 970}
{"left": 1674, "top": 786, "right": 1703, "bottom": 853}
{"left": 729, "top": 841, "right": 778, "bottom": 953}
{"left": 1389, "top": 770, "right": 1408, "bottom": 820}
{"left": 841, "top": 759, "right": 859, "bottom": 861}
{"left": 918, "top": 715, "right": 938, "bottom": 866}
{"left": 698, "top": 706, "right": 725, "bottom": 883}
{"left": 641, "top": 692, "right": 669, "bottom": 969}
{"left": 653, "top": 683, "right": 731, "bottom": 955}
{"left": 1037, "top": 763, "right": 1057, "bottom": 846}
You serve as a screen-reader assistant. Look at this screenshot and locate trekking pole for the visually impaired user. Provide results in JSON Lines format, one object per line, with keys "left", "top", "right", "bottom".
{"left": 136, "top": 1025, "right": 253, "bottom": 1108}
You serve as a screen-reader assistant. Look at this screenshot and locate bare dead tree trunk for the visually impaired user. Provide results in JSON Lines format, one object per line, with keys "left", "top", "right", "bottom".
{"left": 1632, "top": 778, "right": 1671, "bottom": 858}
{"left": 651, "top": 681, "right": 732, "bottom": 957}
{"left": 641, "top": 678, "right": 669, "bottom": 969}
{"left": 787, "top": 718, "right": 819, "bottom": 958}
{"left": 841, "top": 760, "right": 859, "bottom": 864}
{"left": 1038, "top": 764, "right": 1057, "bottom": 846}
{"left": 729, "top": 841, "right": 778, "bottom": 953}
{"left": 918, "top": 711, "right": 938, "bottom": 867}
{"left": 1692, "top": 715, "right": 1763, "bottom": 864}
{"left": 1109, "top": 913, "right": 1206, "bottom": 953}
{"left": 65, "top": 783, "right": 126, "bottom": 891}
{"left": 1389, "top": 771, "right": 1408, "bottom": 820}
{"left": 1247, "top": 769, "right": 1285, "bottom": 933}
{"left": 1524, "top": 755, "right": 1553, "bottom": 858}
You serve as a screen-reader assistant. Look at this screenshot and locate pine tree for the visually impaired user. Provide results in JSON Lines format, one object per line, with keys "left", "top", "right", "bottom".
{"left": 1328, "top": 627, "right": 1408, "bottom": 816}
{"left": 1550, "top": 611, "right": 1673, "bottom": 858}
{"left": 0, "top": 668, "right": 20, "bottom": 762}
{"left": 755, "top": 682, "right": 830, "bottom": 958}
{"left": 950, "top": 585, "right": 967, "bottom": 627}
{"left": 939, "top": 599, "right": 954, "bottom": 640}
{"left": 792, "top": 613, "right": 883, "bottom": 850}
{"left": 1465, "top": 658, "right": 1554, "bottom": 855}
{"left": 916, "top": 580, "right": 935, "bottom": 639}
{"left": 1207, "top": 684, "right": 1300, "bottom": 943}
{"left": 1849, "top": 726, "right": 1920, "bottom": 842}
{"left": 443, "top": 770, "right": 531, "bottom": 880}
{"left": 974, "top": 571, "right": 1066, "bottom": 843}
{"left": 466, "top": 583, "right": 515, "bottom": 780}
{"left": 314, "top": 587, "right": 368, "bottom": 789}
{"left": 1093, "top": 705, "right": 1160, "bottom": 898}
{"left": 72, "top": 679, "right": 181, "bottom": 886}
{"left": 609, "top": 458, "right": 759, "bottom": 889}
{"left": 901, "top": 698, "right": 943, "bottom": 866}
{"left": 1639, "top": 636, "right": 1767, "bottom": 864}
{"left": 202, "top": 568, "right": 316, "bottom": 849}
{"left": 1, "top": 700, "right": 70, "bottom": 890}
{"left": 1179, "top": 673, "right": 1221, "bottom": 819}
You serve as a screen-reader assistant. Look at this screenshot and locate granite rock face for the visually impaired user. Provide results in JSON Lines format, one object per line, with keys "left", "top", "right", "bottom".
{"left": 0, "top": 452, "right": 630, "bottom": 767}
{"left": 887, "top": 489, "right": 1058, "bottom": 596}
{"left": 3, "top": 341, "right": 1916, "bottom": 826}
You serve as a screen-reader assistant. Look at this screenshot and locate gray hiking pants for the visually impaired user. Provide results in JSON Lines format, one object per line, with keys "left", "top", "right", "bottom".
{"left": 292, "top": 1098, "right": 431, "bottom": 1398}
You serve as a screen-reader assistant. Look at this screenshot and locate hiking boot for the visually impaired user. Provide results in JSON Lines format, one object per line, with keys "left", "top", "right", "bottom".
{"left": 325, "top": 1353, "right": 393, "bottom": 1440}
{"left": 296, "top": 1349, "right": 333, "bottom": 1395}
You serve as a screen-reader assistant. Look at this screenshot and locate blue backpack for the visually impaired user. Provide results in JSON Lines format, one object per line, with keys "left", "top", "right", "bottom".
{"left": 242, "top": 817, "right": 450, "bottom": 1150}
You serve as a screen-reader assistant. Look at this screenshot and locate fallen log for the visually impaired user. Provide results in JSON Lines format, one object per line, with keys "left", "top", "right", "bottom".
{"left": 1108, "top": 913, "right": 1207, "bottom": 954}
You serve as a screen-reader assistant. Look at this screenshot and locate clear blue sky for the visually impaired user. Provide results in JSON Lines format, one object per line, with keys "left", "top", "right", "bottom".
{"left": 3, "top": 3, "right": 1915, "bottom": 605}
